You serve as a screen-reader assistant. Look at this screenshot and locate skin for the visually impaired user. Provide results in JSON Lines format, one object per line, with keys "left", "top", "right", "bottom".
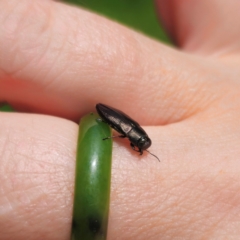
{"left": 1, "top": 0, "right": 240, "bottom": 239}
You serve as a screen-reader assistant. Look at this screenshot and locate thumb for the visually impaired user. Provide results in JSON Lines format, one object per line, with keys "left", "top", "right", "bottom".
{"left": 155, "top": 0, "right": 240, "bottom": 55}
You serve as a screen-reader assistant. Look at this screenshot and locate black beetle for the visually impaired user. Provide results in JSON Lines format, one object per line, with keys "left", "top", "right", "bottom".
{"left": 96, "top": 103, "right": 159, "bottom": 162}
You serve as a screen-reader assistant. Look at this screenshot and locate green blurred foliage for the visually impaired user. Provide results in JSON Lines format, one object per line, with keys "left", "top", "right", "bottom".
{"left": 0, "top": 104, "right": 14, "bottom": 112}
{"left": 64, "top": 0, "right": 171, "bottom": 43}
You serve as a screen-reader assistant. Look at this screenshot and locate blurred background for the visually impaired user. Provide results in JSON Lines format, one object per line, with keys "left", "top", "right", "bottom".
{"left": 0, "top": 0, "right": 170, "bottom": 112}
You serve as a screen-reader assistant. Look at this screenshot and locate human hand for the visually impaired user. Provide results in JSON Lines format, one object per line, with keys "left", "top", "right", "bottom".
{"left": 1, "top": 0, "right": 240, "bottom": 239}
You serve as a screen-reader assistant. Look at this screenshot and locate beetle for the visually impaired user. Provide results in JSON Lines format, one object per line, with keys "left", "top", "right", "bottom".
{"left": 96, "top": 103, "right": 160, "bottom": 162}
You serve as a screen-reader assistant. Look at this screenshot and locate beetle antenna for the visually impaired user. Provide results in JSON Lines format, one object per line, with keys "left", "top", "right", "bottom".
{"left": 146, "top": 150, "right": 160, "bottom": 162}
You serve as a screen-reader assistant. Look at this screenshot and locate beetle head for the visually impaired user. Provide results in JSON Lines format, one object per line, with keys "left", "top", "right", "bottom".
{"left": 137, "top": 136, "right": 152, "bottom": 150}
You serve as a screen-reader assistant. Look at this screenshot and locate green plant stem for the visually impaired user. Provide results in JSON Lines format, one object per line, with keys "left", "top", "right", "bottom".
{"left": 72, "top": 113, "right": 112, "bottom": 240}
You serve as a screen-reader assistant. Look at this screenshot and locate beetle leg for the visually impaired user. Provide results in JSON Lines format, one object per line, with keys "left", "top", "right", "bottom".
{"left": 118, "top": 135, "right": 126, "bottom": 138}
{"left": 130, "top": 143, "right": 143, "bottom": 155}
{"left": 130, "top": 143, "right": 135, "bottom": 150}
{"left": 130, "top": 143, "right": 138, "bottom": 152}
{"left": 103, "top": 135, "right": 125, "bottom": 140}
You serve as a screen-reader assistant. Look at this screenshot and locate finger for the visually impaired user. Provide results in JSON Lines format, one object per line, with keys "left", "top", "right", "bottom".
{"left": 0, "top": 112, "right": 77, "bottom": 239}
{"left": 1, "top": 112, "right": 240, "bottom": 239}
{"left": 155, "top": 0, "right": 240, "bottom": 54}
{"left": 0, "top": 0, "right": 233, "bottom": 125}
